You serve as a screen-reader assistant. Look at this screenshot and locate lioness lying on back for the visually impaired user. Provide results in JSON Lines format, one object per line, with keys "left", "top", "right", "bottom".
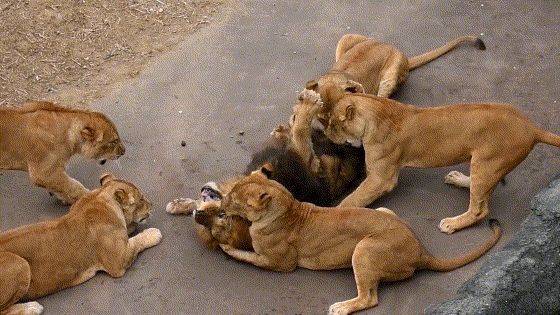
{"left": 297, "top": 89, "right": 560, "bottom": 233}
{"left": 0, "top": 174, "right": 160, "bottom": 315}
{"left": 0, "top": 101, "right": 125, "bottom": 204}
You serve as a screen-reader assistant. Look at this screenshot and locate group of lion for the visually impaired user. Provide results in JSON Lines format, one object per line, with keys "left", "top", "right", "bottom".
{"left": 1, "top": 34, "right": 559, "bottom": 315}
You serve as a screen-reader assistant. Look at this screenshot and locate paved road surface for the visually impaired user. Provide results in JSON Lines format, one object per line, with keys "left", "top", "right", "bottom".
{"left": 1, "top": 1, "right": 559, "bottom": 314}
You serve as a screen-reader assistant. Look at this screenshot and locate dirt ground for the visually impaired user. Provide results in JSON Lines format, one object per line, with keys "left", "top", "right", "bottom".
{"left": 0, "top": 0, "right": 224, "bottom": 106}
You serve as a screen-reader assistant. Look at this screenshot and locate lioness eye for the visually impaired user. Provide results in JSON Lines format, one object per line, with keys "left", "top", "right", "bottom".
{"left": 218, "top": 212, "right": 226, "bottom": 218}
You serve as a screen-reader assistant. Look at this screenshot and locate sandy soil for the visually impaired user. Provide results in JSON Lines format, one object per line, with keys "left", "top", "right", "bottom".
{"left": 0, "top": 0, "right": 225, "bottom": 106}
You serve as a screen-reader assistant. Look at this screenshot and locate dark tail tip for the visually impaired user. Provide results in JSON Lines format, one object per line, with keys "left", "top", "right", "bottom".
{"left": 488, "top": 218, "right": 500, "bottom": 229}
{"left": 476, "top": 38, "right": 486, "bottom": 50}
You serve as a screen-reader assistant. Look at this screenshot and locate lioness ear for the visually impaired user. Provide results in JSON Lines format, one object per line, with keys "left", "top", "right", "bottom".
{"left": 247, "top": 191, "right": 272, "bottom": 209}
{"left": 81, "top": 127, "right": 95, "bottom": 142}
{"left": 345, "top": 104, "right": 356, "bottom": 121}
{"left": 114, "top": 188, "right": 134, "bottom": 205}
{"left": 100, "top": 173, "right": 116, "bottom": 185}
{"left": 305, "top": 79, "right": 319, "bottom": 91}
{"left": 81, "top": 127, "right": 103, "bottom": 143}
{"left": 345, "top": 80, "right": 364, "bottom": 93}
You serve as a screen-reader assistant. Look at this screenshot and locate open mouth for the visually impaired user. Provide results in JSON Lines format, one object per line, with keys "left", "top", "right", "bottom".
{"left": 200, "top": 183, "right": 222, "bottom": 202}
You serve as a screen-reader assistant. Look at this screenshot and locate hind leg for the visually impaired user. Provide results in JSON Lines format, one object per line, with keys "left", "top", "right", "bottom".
{"left": 328, "top": 237, "right": 416, "bottom": 315}
{"left": 0, "top": 252, "right": 38, "bottom": 314}
{"left": 377, "top": 56, "right": 408, "bottom": 98}
{"left": 439, "top": 152, "right": 528, "bottom": 234}
{"left": 335, "top": 34, "right": 368, "bottom": 62}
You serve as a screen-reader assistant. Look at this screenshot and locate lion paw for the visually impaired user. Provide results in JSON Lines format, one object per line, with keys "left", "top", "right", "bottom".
{"left": 6, "top": 302, "right": 44, "bottom": 315}
{"left": 444, "top": 171, "right": 470, "bottom": 188}
{"left": 439, "top": 218, "right": 458, "bottom": 234}
{"left": 165, "top": 198, "right": 197, "bottom": 215}
{"left": 328, "top": 302, "right": 350, "bottom": 315}
{"left": 142, "top": 228, "right": 163, "bottom": 247}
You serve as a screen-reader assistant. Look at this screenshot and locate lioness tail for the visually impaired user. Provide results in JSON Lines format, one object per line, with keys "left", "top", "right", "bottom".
{"left": 537, "top": 130, "right": 560, "bottom": 148}
{"left": 419, "top": 219, "right": 501, "bottom": 272}
{"left": 408, "top": 36, "right": 485, "bottom": 70}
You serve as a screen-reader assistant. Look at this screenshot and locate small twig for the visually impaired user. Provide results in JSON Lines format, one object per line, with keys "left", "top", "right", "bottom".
{"left": 155, "top": 0, "right": 166, "bottom": 5}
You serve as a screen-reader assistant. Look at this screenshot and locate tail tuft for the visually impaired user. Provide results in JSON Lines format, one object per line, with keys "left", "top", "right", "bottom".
{"left": 488, "top": 218, "right": 500, "bottom": 229}
{"left": 476, "top": 38, "right": 486, "bottom": 50}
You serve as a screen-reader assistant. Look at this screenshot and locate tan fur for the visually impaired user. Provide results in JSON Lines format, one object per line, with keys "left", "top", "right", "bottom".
{"left": 0, "top": 174, "right": 159, "bottom": 314}
{"left": 0, "top": 101, "right": 125, "bottom": 204}
{"left": 306, "top": 91, "right": 560, "bottom": 233}
{"left": 306, "top": 34, "right": 484, "bottom": 120}
{"left": 220, "top": 173, "right": 501, "bottom": 314}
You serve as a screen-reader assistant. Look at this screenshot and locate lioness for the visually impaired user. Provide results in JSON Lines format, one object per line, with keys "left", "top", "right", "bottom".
{"left": 219, "top": 172, "right": 501, "bottom": 315}
{"left": 0, "top": 101, "right": 125, "bottom": 204}
{"left": 296, "top": 89, "right": 560, "bottom": 233}
{"left": 0, "top": 173, "right": 160, "bottom": 315}
{"left": 305, "top": 34, "right": 485, "bottom": 101}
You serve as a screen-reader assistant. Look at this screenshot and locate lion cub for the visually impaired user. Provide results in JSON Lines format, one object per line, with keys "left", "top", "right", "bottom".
{"left": 305, "top": 34, "right": 485, "bottom": 103}
{"left": 0, "top": 174, "right": 160, "bottom": 315}
{"left": 298, "top": 89, "right": 560, "bottom": 233}
{"left": 219, "top": 172, "right": 501, "bottom": 314}
{"left": 0, "top": 101, "right": 125, "bottom": 204}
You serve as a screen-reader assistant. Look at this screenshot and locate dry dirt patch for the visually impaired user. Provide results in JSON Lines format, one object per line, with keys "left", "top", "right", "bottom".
{"left": 0, "top": 0, "right": 225, "bottom": 106}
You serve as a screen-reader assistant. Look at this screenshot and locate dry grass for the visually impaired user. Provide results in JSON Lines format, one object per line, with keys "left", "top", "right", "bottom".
{"left": 0, "top": 0, "right": 224, "bottom": 106}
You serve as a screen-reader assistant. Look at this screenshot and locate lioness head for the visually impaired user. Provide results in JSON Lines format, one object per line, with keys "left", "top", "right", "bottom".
{"left": 324, "top": 96, "right": 365, "bottom": 147}
{"left": 222, "top": 171, "right": 293, "bottom": 222}
{"left": 100, "top": 173, "right": 152, "bottom": 235}
{"left": 80, "top": 113, "right": 125, "bottom": 165}
{"left": 305, "top": 74, "right": 364, "bottom": 127}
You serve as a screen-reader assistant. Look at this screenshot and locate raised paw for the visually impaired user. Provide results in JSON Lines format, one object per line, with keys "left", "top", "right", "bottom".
{"left": 444, "top": 171, "right": 470, "bottom": 188}
{"left": 165, "top": 198, "right": 197, "bottom": 215}
{"left": 439, "top": 217, "right": 458, "bottom": 234}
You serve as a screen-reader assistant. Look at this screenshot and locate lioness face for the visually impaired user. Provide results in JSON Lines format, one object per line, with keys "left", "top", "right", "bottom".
{"left": 80, "top": 114, "right": 125, "bottom": 165}
{"left": 223, "top": 173, "right": 291, "bottom": 223}
{"left": 305, "top": 78, "right": 363, "bottom": 129}
{"left": 100, "top": 173, "right": 152, "bottom": 235}
{"left": 325, "top": 100, "right": 365, "bottom": 147}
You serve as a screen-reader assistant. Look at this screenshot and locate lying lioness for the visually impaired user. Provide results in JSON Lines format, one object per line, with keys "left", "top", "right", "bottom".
{"left": 0, "top": 174, "right": 160, "bottom": 315}
{"left": 219, "top": 172, "right": 501, "bottom": 315}
{"left": 296, "top": 89, "right": 560, "bottom": 233}
{"left": 305, "top": 34, "right": 485, "bottom": 102}
{"left": 0, "top": 101, "right": 125, "bottom": 204}
{"left": 167, "top": 124, "right": 365, "bottom": 249}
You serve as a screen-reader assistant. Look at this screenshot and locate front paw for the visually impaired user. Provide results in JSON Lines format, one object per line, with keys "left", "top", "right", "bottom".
{"left": 219, "top": 243, "right": 234, "bottom": 253}
{"left": 142, "top": 228, "right": 163, "bottom": 247}
{"left": 438, "top": 218, "right": 458, "bottom": 234}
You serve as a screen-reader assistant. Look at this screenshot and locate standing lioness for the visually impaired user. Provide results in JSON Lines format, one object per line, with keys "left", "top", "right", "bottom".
{"left": 297, "top": 89, "right": 560, "bottom": 233}
{"left": 0, "top": 101, "right": 125, "bottom": 204}
{"left": 220, "top": 172, "right": 501, "bottom": 314}
{"left": 0, "top": 174, "right": 160, "bottom": 315}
